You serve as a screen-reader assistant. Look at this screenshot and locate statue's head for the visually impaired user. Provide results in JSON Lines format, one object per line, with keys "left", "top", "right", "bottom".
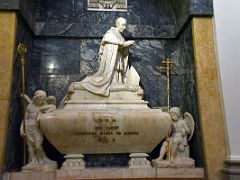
{"left": 33, "top": 90, "right": 47, "bottom": 106}
{"left": 169, "top": 107, "right": 181, "bottom": 122}
{"left": 116, "top": 17, "right": 127, "bottom": 33}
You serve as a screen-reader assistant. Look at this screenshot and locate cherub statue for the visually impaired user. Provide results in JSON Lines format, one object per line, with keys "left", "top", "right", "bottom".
{"left": 20, "top": 90, "right": 57, "bottom": 171}
{"left": 152, "top": 107, "right": 195, "bottom": 168}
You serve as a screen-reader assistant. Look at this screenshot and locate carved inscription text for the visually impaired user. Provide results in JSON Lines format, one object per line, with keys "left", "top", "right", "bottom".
{"left": 88, "top": 0, "right": 127, "bottom": 12}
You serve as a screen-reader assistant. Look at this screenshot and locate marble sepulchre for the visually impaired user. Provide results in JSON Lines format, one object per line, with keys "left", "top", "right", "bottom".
{"left": 2, "top": 1, "right": 220, "bottom": 179}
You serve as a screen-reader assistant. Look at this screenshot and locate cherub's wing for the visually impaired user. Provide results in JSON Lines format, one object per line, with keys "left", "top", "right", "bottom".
{"left": 184, "top": 112, "right": 195, "bottom": 141}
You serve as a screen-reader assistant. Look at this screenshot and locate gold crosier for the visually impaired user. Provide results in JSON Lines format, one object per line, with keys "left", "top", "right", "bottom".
{"left": 17, "top": 43, "right": 27, "bottom": 165}
{"left": 160, "top": 59, "right": 175, "bottom": 161}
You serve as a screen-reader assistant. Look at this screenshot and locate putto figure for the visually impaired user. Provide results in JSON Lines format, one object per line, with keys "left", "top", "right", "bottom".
{"left": 152, "top": 107, "right": 195, "bottom": 168}
{"left": 20, "top": 90, "right": 57, "bottom": 171}
{"left": 69, "top": 17, "right": 142, "bottom": 97}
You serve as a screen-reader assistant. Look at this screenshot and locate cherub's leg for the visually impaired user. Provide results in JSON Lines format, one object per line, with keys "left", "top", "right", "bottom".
{"left": 35, "top": 140, "right": 45, "bottom": 164}
{"left": 27, "top": 143, "right": 37, "bottom": 165}
{"left": 159, "top": 141, "right": 168, "bottom": 160}
{"left": 170, "top": 140, "right": 180, "bottom": 161}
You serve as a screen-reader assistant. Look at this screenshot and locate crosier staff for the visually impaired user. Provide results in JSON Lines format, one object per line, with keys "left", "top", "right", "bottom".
{"left": 160, "top": 58, "right": 175, "bottom": 161}
{"left": 17, "top": 43, "right": 27, "bottom": 165}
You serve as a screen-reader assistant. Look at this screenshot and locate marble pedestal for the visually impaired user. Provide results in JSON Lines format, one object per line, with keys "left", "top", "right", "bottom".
{"left": 61, "top": 154, "right": 85, "bottom": 170}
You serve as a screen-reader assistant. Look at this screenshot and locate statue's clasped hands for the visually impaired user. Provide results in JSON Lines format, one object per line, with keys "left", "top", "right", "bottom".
{"left": 124, "top": 40, "right": 135, "bottom": 47}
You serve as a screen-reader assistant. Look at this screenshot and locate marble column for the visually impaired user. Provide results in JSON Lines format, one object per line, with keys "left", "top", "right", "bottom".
{"left": 192, "top": 17, "right": 228, "bottom": 180}
{"left": 0, "top": 11, "right": 17, "bottom": 174}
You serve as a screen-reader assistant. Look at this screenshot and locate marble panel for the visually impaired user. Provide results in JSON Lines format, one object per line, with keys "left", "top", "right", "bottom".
{"left": 0, "top": 71, "right": 12, "bottom": 101}
{"left": 170, "top": 0, "right": 190, "bottom": 36}
{"left": 85, "top": 154, "right": 129, "bottom": 167}
{"left": 4, "top": 68, "right": 24, "bottom": 172}
{"left": 26, "top": 39, "right": 42, "bottom": 96}
{"left": 14, "top": 0, "right": 213, "bottom": 38}
{"left": 79, "top": 39, "right": 101, "bottom": 76}
{"left": 30, "top": 39, "right": 168, "bottom": 109}
{"left": 164, "top": 40, "right": 185, "bottom": 109}
{"left": 192, "top": 17, "right": 228, "bottom": 180}
{"left": 34, "top": 0, "right": 176, "bottom": 38}
{"left": 0, "top": 12, "right": 17, "bottom": 174}
{"left": 170, "top": 0, "right": 213, "bottom": 36}
{"left": 0, "top": 0, "right": 19, "bottom": 10}
{"left": 40, "top": 39, "right": 80, "bottom": 75}
{"left": 129, "top": 40, "right": 166, "bottom": 107}
{"left": 179, "top": 23, "right": 204, "bottom": 167}
{"left": 179, "top": 22, "right": 204, "bottom": 167}
{"left": 0, "top": 100, "right": 9, "bottom": 169}
{"left": 37, "top": 75, "right": 82, "bottom": 106}
{"left": 18, "top": 0, "right": 37, "bottom": 33}
{"left": 190, "top": 0, "right": 213, "bottom": 15}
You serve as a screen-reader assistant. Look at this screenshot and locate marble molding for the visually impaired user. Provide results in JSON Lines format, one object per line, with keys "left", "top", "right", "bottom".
{"left": 192, "top": 17, "right": 228, "bottom": 180}
{"left": 0, "top": 11, "right": 17, "bottom": 174}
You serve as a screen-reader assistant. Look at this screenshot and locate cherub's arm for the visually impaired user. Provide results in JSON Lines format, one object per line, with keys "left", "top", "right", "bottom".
{"left": 20, "top": 106, "right": 29, "bottom": 137}
{"left": 21, "top": 94, "right": 32, "bottom": 104}
{"left": 40, "top": 105, "right": 56, "bottom": 113}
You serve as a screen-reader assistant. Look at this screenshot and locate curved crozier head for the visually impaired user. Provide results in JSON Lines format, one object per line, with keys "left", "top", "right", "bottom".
{"left": 116, "top": 17, "right": 127, "bottom": 33}
{"left": 169, "top": 107, "right": 181, "bottom": 122}
{"left": 33, "top": 90, "right": 47, "bottom": 106}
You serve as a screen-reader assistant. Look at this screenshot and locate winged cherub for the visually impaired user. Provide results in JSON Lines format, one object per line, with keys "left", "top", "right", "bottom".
{"left": 153, "top": 107, "right": 195, "bottom": 167}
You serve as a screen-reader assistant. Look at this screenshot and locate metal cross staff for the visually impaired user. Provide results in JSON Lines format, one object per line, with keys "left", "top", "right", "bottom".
{"left": 160, "top": 58, "right": 175, "bottom": 161}
{"left": 17, "top": 43, "right": 27, "bottom": 165}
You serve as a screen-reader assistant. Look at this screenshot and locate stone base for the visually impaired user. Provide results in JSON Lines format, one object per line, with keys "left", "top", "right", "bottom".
{"left": 128, "top": 153, "right": 151, "bottom": 168}
{"left": 22, "top": 162, "right": 57, "bottom": 172}
{"left": 61, "top": 154, "right": 85, "bottom": 169}
{"left": 3, "top": 167, "right": 205, "bottom": 180}
{"left": 152, "top": 157, "right": 195, "bottom": 168}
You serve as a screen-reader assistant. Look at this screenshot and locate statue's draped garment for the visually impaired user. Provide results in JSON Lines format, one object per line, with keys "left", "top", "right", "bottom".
{"left": 78, "top": 27, "right": 129, "bottom": 96}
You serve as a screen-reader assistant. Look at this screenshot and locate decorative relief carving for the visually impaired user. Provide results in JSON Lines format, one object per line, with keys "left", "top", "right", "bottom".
{"left": 88, "top": 0, "right": 127, "bottom": 11}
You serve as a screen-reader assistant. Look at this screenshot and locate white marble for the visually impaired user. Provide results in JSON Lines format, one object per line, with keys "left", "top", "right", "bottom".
{"left": 152, "top": 107, "right": 195, "bottom": 168}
